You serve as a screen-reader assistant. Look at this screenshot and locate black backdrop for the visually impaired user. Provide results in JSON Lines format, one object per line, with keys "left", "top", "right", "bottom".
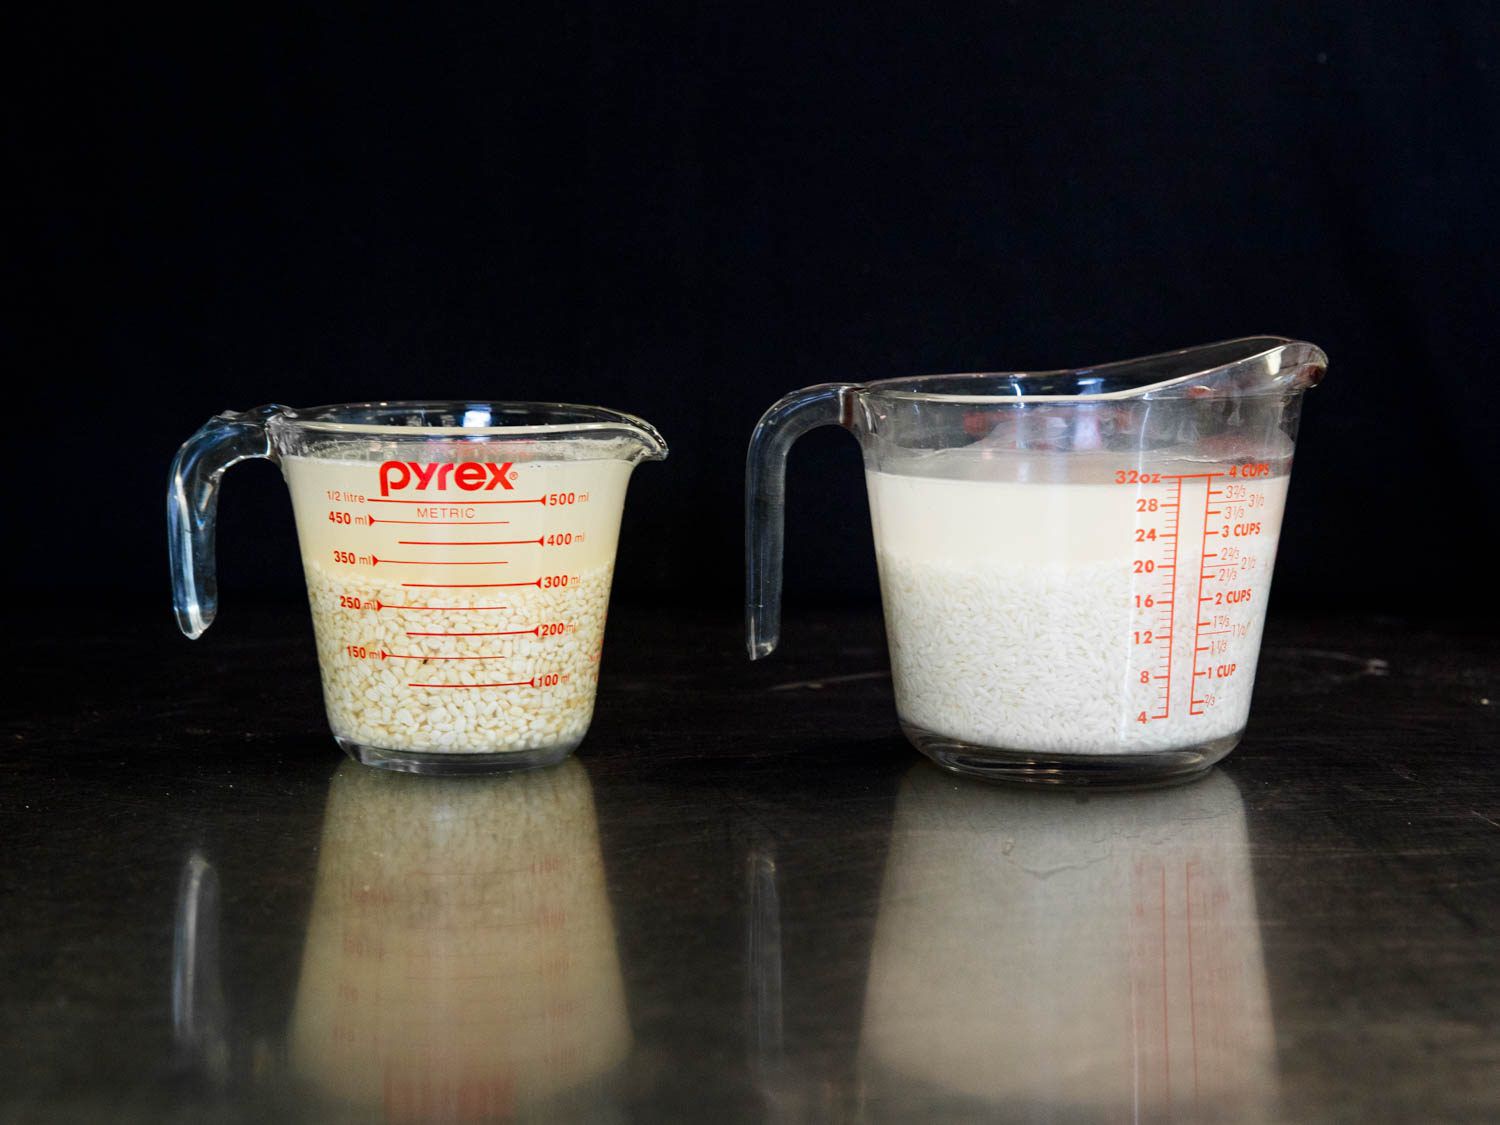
{"left": 14, "top": 3, "right": 1499, "bottom": 617}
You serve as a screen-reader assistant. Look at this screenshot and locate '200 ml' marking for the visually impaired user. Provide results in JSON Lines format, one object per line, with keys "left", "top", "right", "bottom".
{"left": 378, "top": 461, "right": 515, "bottom": 495}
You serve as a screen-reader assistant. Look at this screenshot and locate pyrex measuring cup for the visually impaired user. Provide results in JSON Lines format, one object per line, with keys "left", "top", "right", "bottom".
{"left": 169, "top": 402, "right": 666, "bottom": 773}
{"left": 747, "top": 337, "right": 1326, "bottom": 785}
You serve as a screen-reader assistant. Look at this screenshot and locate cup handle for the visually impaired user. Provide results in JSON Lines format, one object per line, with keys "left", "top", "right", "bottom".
{"left": 744, "top": 384, "right": 859, "bottom": 659}
{"left": 167, "top": 405, "right": 286, "bottom": 638}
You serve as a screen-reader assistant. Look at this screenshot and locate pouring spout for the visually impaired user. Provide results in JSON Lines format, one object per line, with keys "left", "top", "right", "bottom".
{"left": 1166, "top": 336, "right": 1328, "bottom": 399}
{"left": 618, "top": 415, "right": 670, "bottom": 463}
{"left": 1264, "top": 339, "right": 1328, "bottom": 393}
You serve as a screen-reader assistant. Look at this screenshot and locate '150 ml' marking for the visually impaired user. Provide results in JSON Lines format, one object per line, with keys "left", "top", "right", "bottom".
{"left": 379, "top": 460, "right": 515, "bottom": 495}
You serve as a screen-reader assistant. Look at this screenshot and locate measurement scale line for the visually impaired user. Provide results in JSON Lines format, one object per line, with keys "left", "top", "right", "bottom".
{"left": 383, "top": 652, "right": 503, "bottom": 661}
{"left": 402, "top": 580, "right": 549, "bottom": 588}
{"left": 1188, "top": 473, "right": 1224, "bottom": 715}
{"left": 396, "top": 538, "right": 543, "bottom": 546}
{"left": 405, "top": 629, "right": 540, "bottom": 637}
{"left": 1154, "top": 477, "right": 1185, "bottom": 721}
{"left": 368, "top": 497, "right": 547, "bottom": 505}
{"left": 375, "top": 557, "right": 508, "bottom": 566}
{"left": 377, "top": 601, "right": 507, "bottom": 611}
{"left": 409, "top": 680, "right": 537, "bottom": 689}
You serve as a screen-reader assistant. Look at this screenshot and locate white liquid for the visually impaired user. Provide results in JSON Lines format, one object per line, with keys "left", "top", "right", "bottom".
{"left": 867, "top": 466, "right": 1289, "bottom": 754}
{"left": 283, "top": 453, "right": 634, "bottom": 754}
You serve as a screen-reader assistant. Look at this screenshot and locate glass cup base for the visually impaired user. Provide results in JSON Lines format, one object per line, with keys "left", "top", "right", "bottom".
{"left": 900, "top": 722, "right": 1242, "bottom": 788}
{"left": 334, "top": 735, "right": 581, "bottom": 776}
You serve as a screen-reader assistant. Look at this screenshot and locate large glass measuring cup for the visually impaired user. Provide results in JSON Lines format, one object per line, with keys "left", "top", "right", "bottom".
{"left": 747, "top": 337, "right": 1326, "bottom": 785}
{"left": 170, "top": 402, "right": 666, "bottom": 774}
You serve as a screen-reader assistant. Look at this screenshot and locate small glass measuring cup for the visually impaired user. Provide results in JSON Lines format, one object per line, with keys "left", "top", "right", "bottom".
{"left": 747, "top": 337, "right": 1326, "bottom": 786}
{"left": 169, "top": 402, "right": 666, "bottom": 773}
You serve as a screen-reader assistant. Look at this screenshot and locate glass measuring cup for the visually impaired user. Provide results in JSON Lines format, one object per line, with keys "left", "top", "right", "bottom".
{"left": 747, "top": 337, "right": 1326, "bottom": 785}
{"left": 169, "top": 402, "right": 666, "bottom": 773}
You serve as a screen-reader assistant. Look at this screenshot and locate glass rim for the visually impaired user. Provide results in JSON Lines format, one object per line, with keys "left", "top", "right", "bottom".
{"left": 856, "top": 336, "right": 1326, "bottom": 403}
{"left": 266, "top": 400, "right": 668, "bottom": 447}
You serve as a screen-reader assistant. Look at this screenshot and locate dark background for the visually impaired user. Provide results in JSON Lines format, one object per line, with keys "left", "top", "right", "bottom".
{"left": 13, "top": 3, "right": 1499, "bottom": 617}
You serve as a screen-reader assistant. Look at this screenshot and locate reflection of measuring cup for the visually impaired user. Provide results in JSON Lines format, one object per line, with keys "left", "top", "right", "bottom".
{"left": 169, "top": 402, "right": 666, "bottom": 772}
{"left": 858, "top": 766, "right": 1276, "bottom": 1121}
{"left": 170, "top": 760, "right": 629, "bottom": 1120}
{"left": 288, "top": 760, "right": 630, "bottom": 1120}
{"left": 747, "top": 337, "right": 1326, "bottom": 785}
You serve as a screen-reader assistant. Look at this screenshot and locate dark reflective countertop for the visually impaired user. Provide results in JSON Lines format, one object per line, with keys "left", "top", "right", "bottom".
{"left": 3, "top": 606, "right": 1498, "bottom": 1122}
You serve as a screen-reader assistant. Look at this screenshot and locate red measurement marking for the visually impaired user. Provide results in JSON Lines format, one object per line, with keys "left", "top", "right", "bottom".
{"left": 396, "top": 538, "right": 543, "bottom": 546}
{"left": 375, "top": 599, "right": 507, "bottom": 611}
{"left": 371, "top": 555, "right": 508, "bottom": 566}
{"left": 381, "top": 651, "right": 501, "bottom": 661}
{"left": 405, "top": 628, "right": 540, "bottom": 637}
{"left": 370, "top": 517, "right": 511, "bottom": 526}
{"left": 409, "top": 679, "right": 538, "bottom": 689}
{"left": 402, "top": 579, "right": 546, "bottom": 588}
{"left": 368, "top": 497, "right": 546, "bottom": 505}
{"left": 1188, "top": 473, "right": 1224, "bottom": 715}
{"left": 1154, "top": 477, "right": 1185, "bottom": 720}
